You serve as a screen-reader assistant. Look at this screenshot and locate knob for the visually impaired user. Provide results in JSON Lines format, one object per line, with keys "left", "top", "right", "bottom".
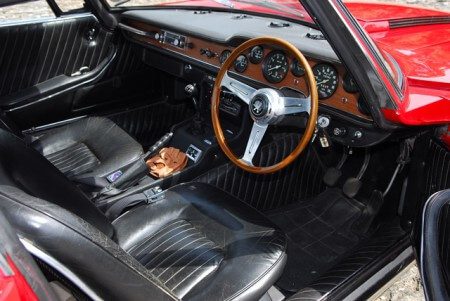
{"left": 185, "top": 84, "right": 198, "bottom": 97}
{"left": 354, "top": 131, "right": 363, "bottom": 139}
{"left": 333, "top": 127, "right": 347, "bottom": 137}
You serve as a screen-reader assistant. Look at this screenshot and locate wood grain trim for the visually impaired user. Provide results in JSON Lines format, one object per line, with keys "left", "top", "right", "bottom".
{"left": 123, "top": 19, "right": 371, "bottom": 121}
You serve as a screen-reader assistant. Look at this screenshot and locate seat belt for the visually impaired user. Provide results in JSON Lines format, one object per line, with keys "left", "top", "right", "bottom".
{"left": 105, "top": 186, "right": 165, "bottom": 220}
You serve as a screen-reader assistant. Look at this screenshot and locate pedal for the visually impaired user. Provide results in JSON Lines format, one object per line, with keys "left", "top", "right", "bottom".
{"left": 323, "top": 167, "right": 342, "bottom": 187}
{"left": 343, "top": 177, "right": 362, "bottom": 198}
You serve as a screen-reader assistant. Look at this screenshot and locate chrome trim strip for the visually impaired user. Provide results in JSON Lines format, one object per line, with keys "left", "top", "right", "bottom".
{"left": 119, "top": 22, "right": 152, "bottom": 36}
{"left": 22, "top": 115, "right": 87, "bottom": 135}
{"left": 20, "top": 238, "right": 102, "bottom": 301}
{"left": 0, "top": 12, "right": 96, "bottom": 28}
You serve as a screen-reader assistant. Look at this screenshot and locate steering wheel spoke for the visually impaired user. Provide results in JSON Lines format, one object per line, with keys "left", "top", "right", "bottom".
{"left": 221, "top": 71, "right": 256, "bottom": 104}
{"left": 241, "top": 122, "right": 268, "bottom": 165}
{"left": 281, "top": 96, "right": 311, "bottom": 115}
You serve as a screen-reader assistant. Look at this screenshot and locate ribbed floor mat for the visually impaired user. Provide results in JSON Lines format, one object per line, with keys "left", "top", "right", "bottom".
{"left": 268, "top": 188, "right": 366, "bottom": 292}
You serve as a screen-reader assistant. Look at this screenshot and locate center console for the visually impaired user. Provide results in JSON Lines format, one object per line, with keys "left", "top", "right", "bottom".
{"left": 99, "top": 73, "right": 251, "bottom": 207}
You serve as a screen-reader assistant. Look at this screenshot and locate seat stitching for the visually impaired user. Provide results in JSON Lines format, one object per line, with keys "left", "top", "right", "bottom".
{"left": 128, "top": 220, "right": 186, "bottom": 254}
{"left": 155, "top": 240, "right": 211, "bottom": 278}
{"left": 164, "top": 248, "right": 217, "bottom": 285}
{"left": 170, "top": 253, "right": 222, "bottom": 291}
{"left": 133, "top": 224, "right": 194, "bottom": 257}
{"left": 142, "top": 231, "right": 200, "bottom": 268}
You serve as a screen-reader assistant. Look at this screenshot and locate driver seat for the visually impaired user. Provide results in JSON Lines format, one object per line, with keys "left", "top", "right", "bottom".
{"left": 0, "top": 128, "right": 287, "bottom": 300}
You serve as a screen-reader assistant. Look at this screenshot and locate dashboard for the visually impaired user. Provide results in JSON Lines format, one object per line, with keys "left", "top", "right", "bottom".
{"left": 120, "top": 11, "right": 372, "bottom": 121}
{"left": 119, "top": 10, "right": 372, "bottom": 123}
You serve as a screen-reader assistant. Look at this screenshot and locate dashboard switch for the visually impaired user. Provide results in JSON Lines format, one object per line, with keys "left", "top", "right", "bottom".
{"left": 333, "top": 127, "right": 347, "bottom": 137}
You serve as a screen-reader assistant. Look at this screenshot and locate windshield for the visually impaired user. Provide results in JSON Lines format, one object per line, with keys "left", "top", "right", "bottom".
{"left": 106, "top": 0, "right": 312, "bottom": 23}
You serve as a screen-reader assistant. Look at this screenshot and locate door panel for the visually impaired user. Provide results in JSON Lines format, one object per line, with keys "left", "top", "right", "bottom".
{"left": 0, "top": 13, "right": 158, "bottom": 129}
{"left": 0, "top": 14, "right": 113, "bottom": 102}
{"left": 419, "top": 189, "right": 450, "bottom": 301}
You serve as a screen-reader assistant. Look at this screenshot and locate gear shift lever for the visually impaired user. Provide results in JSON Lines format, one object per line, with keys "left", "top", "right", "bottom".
{"left": 185, "top": 83, "right": 204, "bottom": 135}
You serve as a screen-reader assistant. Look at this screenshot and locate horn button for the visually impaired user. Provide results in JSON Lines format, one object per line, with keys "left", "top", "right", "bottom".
{"left": 249, "top": 88, "right": 285, "bottom": 124}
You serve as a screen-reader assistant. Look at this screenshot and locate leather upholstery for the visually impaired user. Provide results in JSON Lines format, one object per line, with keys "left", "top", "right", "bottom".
{"left": 0, "top": 128, "right": 114, "bottom": 236}
{"left": 0, "top": 127, "right": 287, "bottom": 300}
{"left": 0, "top": 15, "right": 112, "bottom": 99}
{"left": 113, "top": 183, "right": 287, "bottom": 300}
{"left": 31, "top": 117, "right": 143, "bottom": 186}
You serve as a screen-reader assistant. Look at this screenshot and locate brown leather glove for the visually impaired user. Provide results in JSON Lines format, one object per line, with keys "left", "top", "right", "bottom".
{"left": 146, "top": 147, "right": 188, "bottom": 178}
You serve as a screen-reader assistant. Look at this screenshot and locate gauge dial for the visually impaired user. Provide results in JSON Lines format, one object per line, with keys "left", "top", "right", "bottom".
{"left": 291, "top": 59, "right": 305, "bottom": 77}
{"left": 313, "top": 63, "right": 339, "bottom": 99}
{"left": 234, "top": 55, "right": 248, "bottom": 73}
{"left": 219, "top": 50, "right": 231, "bottom": 65}
{"left": 263, "top": 51, "right": 289, "bottom": 83}
{"left": 343, "top": 72, "right": 359, "bottom": 93}
{"left": 249, "top": 46, "right": 264, "bottom": 64}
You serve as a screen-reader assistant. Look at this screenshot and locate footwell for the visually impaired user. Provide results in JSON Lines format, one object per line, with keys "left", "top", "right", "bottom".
{"left": 268, "top": 188, "right": 367, "bottom": 292}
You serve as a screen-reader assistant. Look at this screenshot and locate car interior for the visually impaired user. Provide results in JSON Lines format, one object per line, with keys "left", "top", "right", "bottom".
{"left": 0, "top": 1, "right": 449, "bottom": 300}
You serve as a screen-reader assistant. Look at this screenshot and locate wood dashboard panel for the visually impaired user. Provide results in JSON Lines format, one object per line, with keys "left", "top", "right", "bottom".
{"left": 122, "top": 19, "right": 371, "bottom": 121}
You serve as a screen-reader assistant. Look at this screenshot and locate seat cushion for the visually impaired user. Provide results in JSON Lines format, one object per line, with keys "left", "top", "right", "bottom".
{"left": 31, "top": 117, "right": 143, "bottom": 185}
{"left": 113, "top": 182, "right": 287, "bottom": 301}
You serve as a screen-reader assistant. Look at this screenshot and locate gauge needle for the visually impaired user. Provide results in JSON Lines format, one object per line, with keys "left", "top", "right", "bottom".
{"left": 268, "top": 65, "right": 281, "bottom": 71}
{"left": 316, "top": 79, "right": 330, "bottom": 85}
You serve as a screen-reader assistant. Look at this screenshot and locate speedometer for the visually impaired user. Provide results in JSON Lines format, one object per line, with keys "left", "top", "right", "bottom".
{"left": 313, "top": 63, "right": 338, "bottom": 99}
{"left": 262, "top": 51, "right": 289, "bottom": 83}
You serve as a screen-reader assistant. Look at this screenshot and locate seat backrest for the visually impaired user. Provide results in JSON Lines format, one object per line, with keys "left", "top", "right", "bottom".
{"left": 0, "top": 128, "right": 113, "bottom": 237}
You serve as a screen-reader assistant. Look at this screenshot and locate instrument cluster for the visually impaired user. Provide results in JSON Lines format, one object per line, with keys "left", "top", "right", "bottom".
{"left": 220, "top": 45, "right": 353, "bottom": 100}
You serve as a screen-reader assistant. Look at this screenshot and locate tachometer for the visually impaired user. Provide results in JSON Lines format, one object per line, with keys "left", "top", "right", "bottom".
{"left": 249, "top": 45, "right": 264, "bottom": 64}
{"left": 234, "top": 55, "right": 248, "bottom": 73}
{"left": 313, "top": 63, "right": 338, "bottom": 99}
{"left": 263, "top": 51, "right": 289, "bottom": 83}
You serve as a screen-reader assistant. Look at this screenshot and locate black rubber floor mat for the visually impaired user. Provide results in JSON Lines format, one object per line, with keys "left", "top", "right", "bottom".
{"left": 267, "top": 188, "right": 366, "bottom": 292}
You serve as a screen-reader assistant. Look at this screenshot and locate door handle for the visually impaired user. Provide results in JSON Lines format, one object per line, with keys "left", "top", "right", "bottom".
{"left": 71, "top": 66, "right": 90, "bottom": 77}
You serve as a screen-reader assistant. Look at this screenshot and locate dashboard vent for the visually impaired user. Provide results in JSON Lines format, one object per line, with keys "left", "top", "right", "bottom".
{"left": 268, "top": 21, "right": 290, "bottom": 28}
{"left": 232, "top": 14, "right": 252, "bottom": 20}
{"left": 305, "top": 33, "right": 325, "bottom": 40}
{"left": 193, "top": 10, "right": 212, "bottom": 14}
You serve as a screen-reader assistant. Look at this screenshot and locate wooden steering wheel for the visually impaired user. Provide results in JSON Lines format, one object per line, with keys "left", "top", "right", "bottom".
{"left": 211, "top": 37, "right": 319, "bottom": 174}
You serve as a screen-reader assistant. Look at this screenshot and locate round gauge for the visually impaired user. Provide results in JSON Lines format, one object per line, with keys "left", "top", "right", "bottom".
{"left": 313, "top": 63, "right": 339, "bottom": 99}
{"left": 234, "top": 55, "right": 248, "bottom": 73}
{"left": 343, "top": 72, "right": 359, "bottom": 93}
{"left": 263, "top": 51, "right": 289, "bottom": 83}
{"left": 249, "top": 46, "right": 264, "bottom": 64}
{"left": 291, "top": 59, "right": 305, "bottom": 77}
{"left": 219, "top": 50, "right": 232, "bottom": 65}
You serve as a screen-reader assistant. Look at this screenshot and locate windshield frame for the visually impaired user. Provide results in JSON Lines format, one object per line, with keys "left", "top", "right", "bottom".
{"left": 99, "top": 0, "right": 318, "bottom": 29}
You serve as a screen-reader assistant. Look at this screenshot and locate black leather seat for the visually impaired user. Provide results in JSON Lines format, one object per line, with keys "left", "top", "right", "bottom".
{"left": 0, "top": 128, "right": 287, "bottom": 300}
{"left": 30, "top": 117, "right": 143, "bottom": 187}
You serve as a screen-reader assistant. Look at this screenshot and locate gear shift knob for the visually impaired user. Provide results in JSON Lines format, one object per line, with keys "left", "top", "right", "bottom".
{"left": 185, "top": 84, "right": 198, "bottom": 97}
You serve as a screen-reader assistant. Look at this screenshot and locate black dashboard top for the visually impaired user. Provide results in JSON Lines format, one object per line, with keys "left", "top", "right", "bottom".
{"left": 121, "top": 9, "right": 340, "bottom": 63}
